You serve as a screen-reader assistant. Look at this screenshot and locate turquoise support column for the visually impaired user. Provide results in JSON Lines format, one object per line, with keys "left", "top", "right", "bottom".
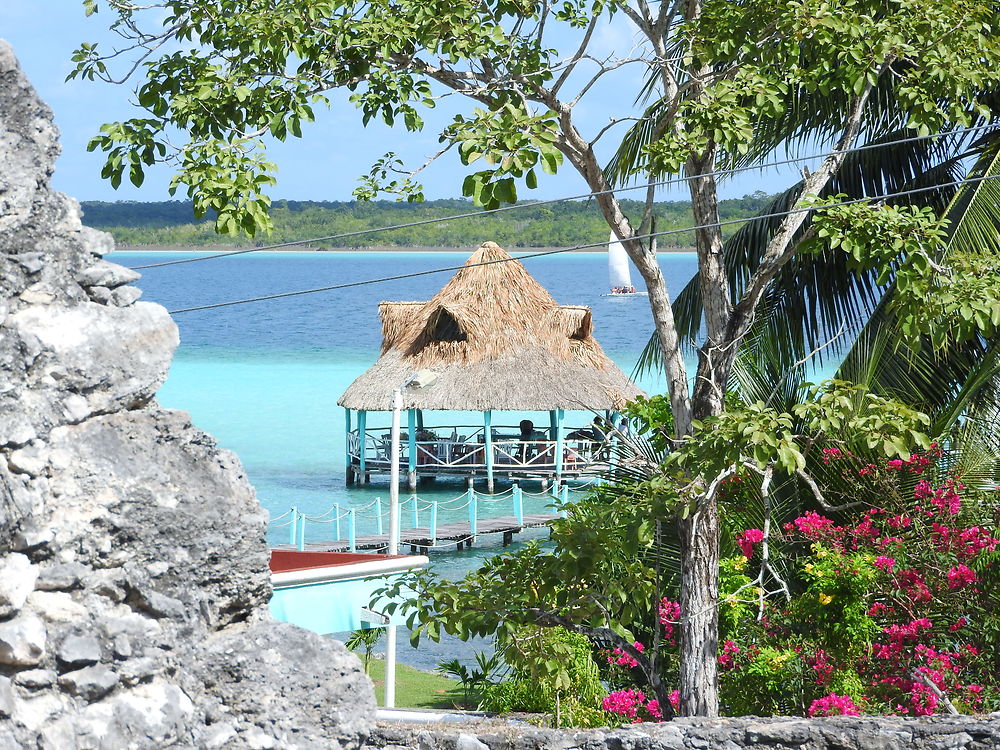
{"left": 348, "top": 509, "right": 356, "bottom": 552}
{"left": 375, "top": 497, "right": 383, "bottom": 536}
{"left": 297, "top": 516, "right": 306, "bottom": 551}
{"left": 483, "top": 411, "right": 494, "bottom": 492}
{"left": 513, "top": 484, "right": 523, "bottom": 525}
{"left": 289, "top": 508, "right": 298, "bottom": 546}
{"left": 554, "top": 408, "right": 565, "bottom": 480}
{"left": 358, "top": 410, "right": 367, "bottom": 477}
{"left": 430, "top": 501, "right": 438, "bottom": 546}
{"left": 468, "top": 488, "right": 478, "bottom": 540}
{"left": 344, "top": 410, "right": 353, "bottom": 483}
{"left": 407, "top": 409, "right": 417, "bottom": 476}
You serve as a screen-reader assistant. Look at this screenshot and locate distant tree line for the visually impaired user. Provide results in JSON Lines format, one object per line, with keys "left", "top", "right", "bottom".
{"left": 81, "top": 192, "right": 775, "bottom": 249}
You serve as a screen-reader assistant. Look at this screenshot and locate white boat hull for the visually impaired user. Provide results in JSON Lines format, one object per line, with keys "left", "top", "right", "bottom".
{"left": 601, "top": 291, "right": 648, "bottom": 297}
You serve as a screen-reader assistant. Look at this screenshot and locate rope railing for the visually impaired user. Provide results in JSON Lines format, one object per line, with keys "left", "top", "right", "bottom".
{"left": 267, "top": 481, "right": 589, "bottom": 552}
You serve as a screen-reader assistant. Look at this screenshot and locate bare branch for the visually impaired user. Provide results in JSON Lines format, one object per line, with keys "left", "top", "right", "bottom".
{"left": 552, "top": 12, "right": 601, "bottom": 95}
{"left": 795, "top": 469, "right": 867, "bottom": 512}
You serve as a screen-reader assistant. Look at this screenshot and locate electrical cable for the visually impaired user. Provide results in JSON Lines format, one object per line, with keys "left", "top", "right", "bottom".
{"left": 132, "top": 122, "right": 998, "bottom": 270}
{"left": 167, "top": 170, "right": 1000, "bottom": 315}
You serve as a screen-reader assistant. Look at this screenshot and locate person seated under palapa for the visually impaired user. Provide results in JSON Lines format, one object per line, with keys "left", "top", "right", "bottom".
{"left": 567, "top": 415, "right": 609, "bottom": 442}
{"left": 518, "top": 419, "right": 544, "bottom": 462}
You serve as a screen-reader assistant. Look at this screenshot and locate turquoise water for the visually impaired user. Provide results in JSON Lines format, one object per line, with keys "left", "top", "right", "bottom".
{"left": 112, "top": 248, "right": 698, "bottom": 670}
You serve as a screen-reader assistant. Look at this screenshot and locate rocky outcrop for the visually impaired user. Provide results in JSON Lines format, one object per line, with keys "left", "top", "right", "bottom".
{"left": 0, "top": 38, "right": 375, "bottom": 748}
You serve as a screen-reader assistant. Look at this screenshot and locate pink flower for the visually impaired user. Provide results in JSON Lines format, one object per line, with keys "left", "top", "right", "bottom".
{"left": 736, "top": 528, "right": 765, "bottom": 558}
{"left": 808, "top": 693, "right": 861, "bottom": 717}
{"left": 874, "top": 556, "right": 896, "bottom": 572}
{"left": 602, "top": 689, "right": 644, "bottom": 718}
{"left": 607, "top": 641, "right": 645, "bottom": 668}
{"left": 658, "top": 599, "right": 681, "bottom": 644}
{"left": 946, "top": 564, "right": 977, "bottom": 590}
{"left": 789, "top": 511, "right": 836, "bottom": 538}
{"left": 718, "top": 640, "right": 741, "bottom": 670}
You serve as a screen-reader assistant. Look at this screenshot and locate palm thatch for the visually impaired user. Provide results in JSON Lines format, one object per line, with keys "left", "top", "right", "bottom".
{"left": 338, "top": 242, "right": 644, "bottom": 411}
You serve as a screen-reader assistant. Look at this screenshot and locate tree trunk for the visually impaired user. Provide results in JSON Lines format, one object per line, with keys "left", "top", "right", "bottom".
{"left": 677, "top": 497, "right": 720, "bottom": 716}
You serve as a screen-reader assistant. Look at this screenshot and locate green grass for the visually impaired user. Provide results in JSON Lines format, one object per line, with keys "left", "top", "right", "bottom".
{"left": 361, "top": 657, "right": 470, "bottom": 709}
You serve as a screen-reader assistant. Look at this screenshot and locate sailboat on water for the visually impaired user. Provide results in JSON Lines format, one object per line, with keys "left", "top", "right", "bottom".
{"left": 601, "top": 231, "right": 648, "bottom": 297}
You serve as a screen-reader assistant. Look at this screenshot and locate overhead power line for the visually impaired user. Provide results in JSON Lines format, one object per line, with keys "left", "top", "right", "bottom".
{"left": 132, "top": 123, "right": 997, "bottom": 271}
{"left": 167, "top": 171, "right": 1000, "bottom": 315}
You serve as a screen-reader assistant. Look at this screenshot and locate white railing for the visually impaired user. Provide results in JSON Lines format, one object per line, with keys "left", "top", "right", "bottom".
{"left": 347, "top": 424, "right": 606, "bottom": 475}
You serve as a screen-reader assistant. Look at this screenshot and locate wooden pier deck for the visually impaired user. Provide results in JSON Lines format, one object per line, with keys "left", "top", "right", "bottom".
{"left": 273, "top": 513, "right": 558, "bottom": 553}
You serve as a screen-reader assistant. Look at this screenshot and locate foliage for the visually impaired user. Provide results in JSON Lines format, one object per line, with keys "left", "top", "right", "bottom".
{"left": 804, "top": 197, "right": 1000, "bottom": 348}
{"left": 477, "top": 627, "right": 609, "bottom": 727}
{"left": 436, "top": 650, "right": 504, "bottom": 708}
{"left": 344, "top": 627, "right": 383, "bottom": 673}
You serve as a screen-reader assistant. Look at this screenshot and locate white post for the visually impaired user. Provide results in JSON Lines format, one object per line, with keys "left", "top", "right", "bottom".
{"left": 385, "top": 388, "right": 402, "bottom": 709}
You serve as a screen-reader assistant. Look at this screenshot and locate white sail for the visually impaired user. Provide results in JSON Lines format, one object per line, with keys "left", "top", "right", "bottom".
{"left": 608, "top": 232, "right": 632, "bottom": 289}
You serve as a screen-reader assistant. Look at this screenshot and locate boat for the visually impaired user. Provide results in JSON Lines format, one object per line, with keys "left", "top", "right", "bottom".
{"left": 601, "top": 231, "right": 648, "bottom": 297}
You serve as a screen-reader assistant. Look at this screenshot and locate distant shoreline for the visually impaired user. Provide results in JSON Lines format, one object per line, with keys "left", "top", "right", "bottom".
{"left": 109, "top": 243, "right": 698, "bottom": 254}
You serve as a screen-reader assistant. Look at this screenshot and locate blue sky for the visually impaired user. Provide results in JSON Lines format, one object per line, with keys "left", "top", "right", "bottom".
{"left": 1, "top": 2, "right": 804, "bottom": 206}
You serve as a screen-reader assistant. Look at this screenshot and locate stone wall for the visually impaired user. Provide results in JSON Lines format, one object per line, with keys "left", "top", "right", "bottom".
{"left": 369, "top": 715, "right": 1000, "bottom": 750}
{"left": 0, "top": 39, "right": 375, "bottom": 749}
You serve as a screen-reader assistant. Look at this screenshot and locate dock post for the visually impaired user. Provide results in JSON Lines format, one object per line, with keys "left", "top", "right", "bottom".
{"left": 407, "top": 409, "right": 417, "bottom": 491}
{"left": 297, "top": 516, "right": 306, "bottom": 551}
{"left": 430, "top": 501, "right": 438, "bottom": 547}
{"left": 348, "top": 509, "right": 356, "bottom": 552}
{"left": 468, "top": 488, "right": 477, "bottom": 544}
{"left": 375, "top": 497, "right": 384, "bottom": 536}
{"left": 560, "top": 484, "right": 570, "bottom": 517}
{"left": 411, "top": 495, "right": 419, "bottom": 529}
{"left": 513, "top": 483, "right": 523, "bottom": 525}
{"left": 483, "top": 410, "right": 494, "bottom": 493}
{"left": 345, "top": 409, "right": 354, "bottom": 485}
{"left": 335, "top": 503, "right": 341, "bottom": 541}
{"left": 358, "top": 410, "right": 367, "bottom": 483}
{"left": 289, "top": 507, "right": 298, "bottom": 546}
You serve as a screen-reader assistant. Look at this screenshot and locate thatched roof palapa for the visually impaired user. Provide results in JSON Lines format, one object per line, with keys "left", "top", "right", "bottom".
{"left": 338, "top": 242, "right": 645, "bottom": 412}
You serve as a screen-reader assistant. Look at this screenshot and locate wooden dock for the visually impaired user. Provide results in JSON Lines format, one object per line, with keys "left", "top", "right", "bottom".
{"left": 273, "top": 513, "right": 558, "bottom": 553}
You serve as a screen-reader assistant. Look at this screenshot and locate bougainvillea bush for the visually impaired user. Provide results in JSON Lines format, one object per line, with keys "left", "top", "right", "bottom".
{"left": 601, "top": 448, "right": 999, "bottom": 721}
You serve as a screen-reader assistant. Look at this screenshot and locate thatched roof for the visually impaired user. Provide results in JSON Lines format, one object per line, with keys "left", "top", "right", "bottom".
{"left": 338, "top": 242, "right": 645, "bottom": 411}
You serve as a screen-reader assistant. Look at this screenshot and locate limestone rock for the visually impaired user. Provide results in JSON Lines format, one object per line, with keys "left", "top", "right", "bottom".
{"left": 0, "top": 552, "right": 38, "bottom": 617}
{"left": 0, "top": 676, "right": 14, "bottom": 718}
{"left": 57, "top": 634, "right": 102, "bottom": 669}
{"left": 76, "top": 259, "right": 140, "bottom": 289}
{"left": 14, "top": 669, "right": 55, "bottom": 689}
{"left": 57, "top": 665, "right": 118, "bottom": 701}
{"left": 34, "top": 562, "right": 85, "bottom": 592}
{"left": 0, "top": 612, "right": 46, "bottom": 665}
{"left": 0, "top": 38, "right": 375, "bottom": 749}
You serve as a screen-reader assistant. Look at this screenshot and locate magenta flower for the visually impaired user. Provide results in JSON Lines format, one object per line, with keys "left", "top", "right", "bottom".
{"left": 808, "top": 693, "right": 861, "bottom": 717}
{"left": 946, "top": 564, "right": 977, "bottom": 590}
{"left": 736, "top": 528, "right": 765, "bottom": 558}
